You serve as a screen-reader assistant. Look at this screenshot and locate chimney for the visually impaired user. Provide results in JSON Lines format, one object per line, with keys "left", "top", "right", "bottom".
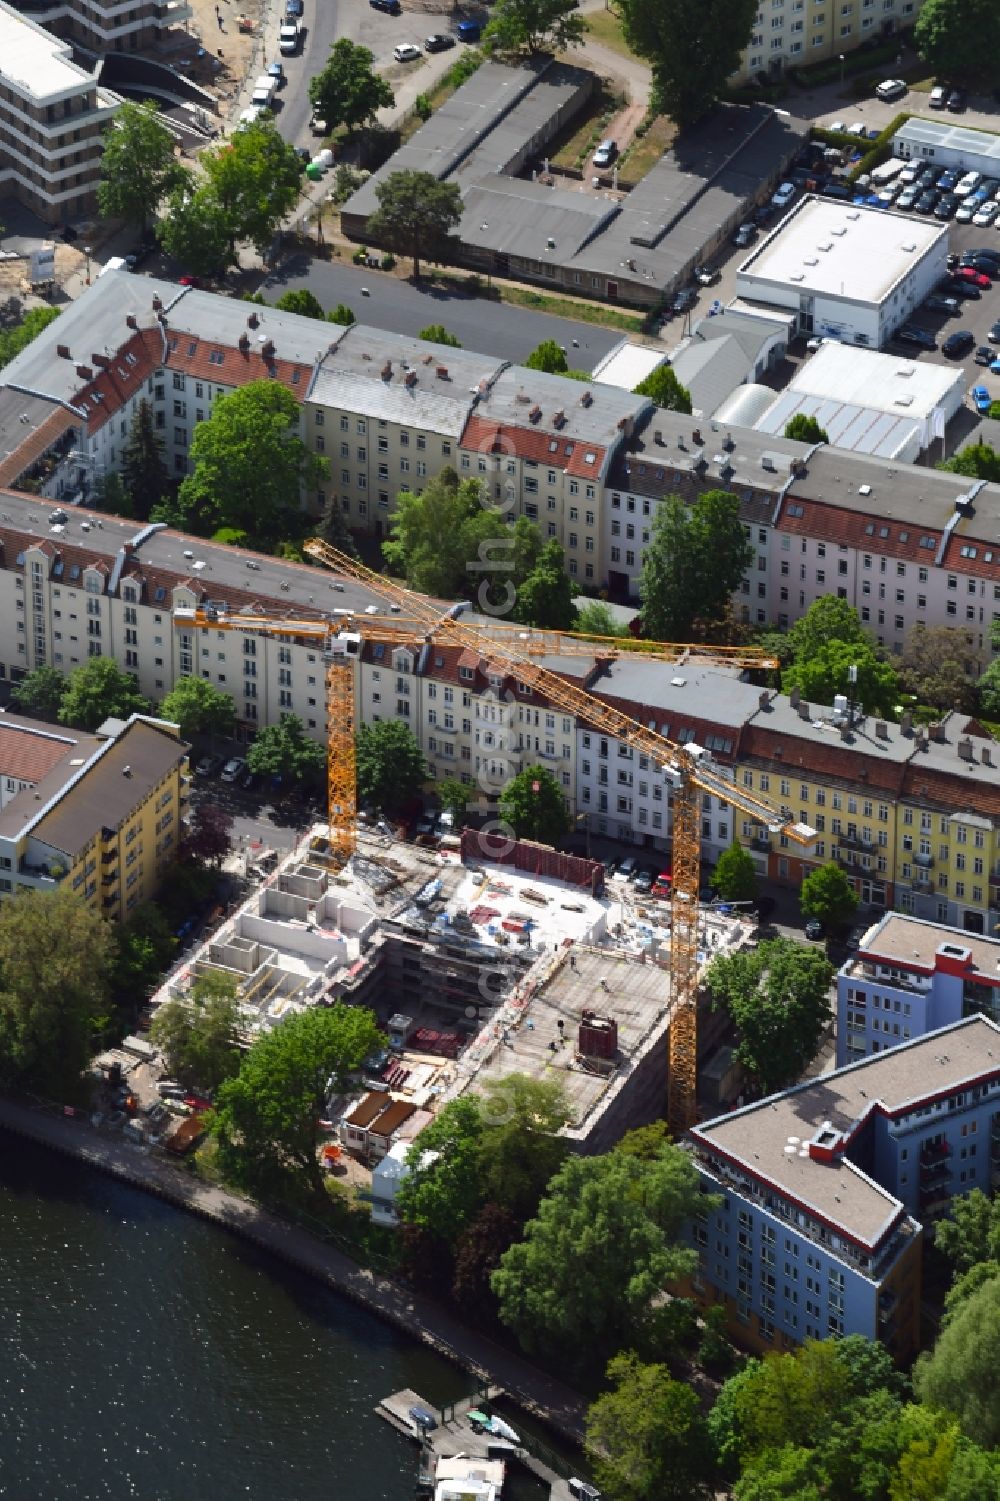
{"left": 654, "top": 429, "right": 663, "bottom": 444}
{"left": 157, "top": 311, "right": 167, "bottom": 325}
{"left": 151, "top": 294, "right": 162, "bottom": 311}
{"left": 840, "top": 723, "right": 851, "bottom": 741}
{"left": 875, "top": 720, "right": 889, "bottom": 739}
{"left": 797, "top": 700, "right": 810, "bottom": 720}
{"left": 692, "top": 428, "right": 703, "bottom": 445}
{"left": 435, "top": 366, "right": 449, "bottom": 380}
{"left": 901, "top": 710, "right": 913, "bottom": 735}
{"left": 92, "top": 353, "right": 109, "bottom": 368}
{"left": 248, "top": 311, "right": 260, "bottom": 329}
{"left": 579, "top": 390, "right": 593, "bottom": 407}
{"left": 261, "top": 338, "right": 275, "bottom": 361}
{"left": 930, "top": 721, "right": 945, "bottom": 742}
{"left": 126, "top": 315, "right": 137, "bottom": 330}
{"left": 982, "top": 745, "right": 993, "bottom": 766}
{"left": 57, "top": 343, "right": 71, "bottom": 359}
{"left": 958, "top": 737, "right": 973, "bottom": 761}
{"left": 758, "top": 690, "right": 770, "bottom": 710}
{"left": 404, "top": 370, "right": 418, "bottom": 387}
{"left": 789, "top": 685, "right": 800, "bottom": 708}
{"left": 381, "top": 361, "right": 393, "bottom": 380}
{"left": 239, "top": 331, "right": 250, "bottom": 354}
{"left": 76, "top": 364, "right": 92, "bottom": 380}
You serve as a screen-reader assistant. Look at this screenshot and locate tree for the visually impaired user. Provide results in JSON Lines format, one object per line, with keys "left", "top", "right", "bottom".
{"left": 150, "top": 970, "right": 242, "bottom": 1094}
{"left": 934, "top": 1189, "right": 1000, "bottom": 1276}
{"left": 615, "top": 0, "right": 758, "bottom": 127}
{"left": 273, "top": 288, "right": 326, "bottom": 319}
{"left": 783, "top": 639, "right": 901, "bottom": 717}
{"left": 120, "top": 399, "right": 170, "bottom": 521}
{"left": 800, "top": 860, "right": 858, "bottom": 932}
{"left": 212, "top": 1003, "right": 384, "bottom": 1194}
{"left": 329, "top": 303, "right": 355, "bottom": 326}
{"left": 382, "top": 467, "right": 512, "bottom": 598}
{"left": 484, "top": 0, "right": 585, "bottom": 54}
{"left": 175, "top": 381, "right": 328, "bottom": 545}
{"left": 396, "top": 1096, "right": 488, "bottom": 1241}
{"left": 364, "top": 170, "right": 462, "bottom": 279}
{"left": 512, "top": 538, "right": 577, "bottom": 629}
{"left": 586, "top": 1353, "right": 714, "bottom": 1501}
{"left": 92, "top": 471, "right": 133, "bottom": 519}
{"left": 0, "top": 305, "right": 61, "bottom": 370}
{"left": 0, "top": 887, "right": 115, "bottom": 1099}
{"left": 784, "top": 413, "right": 829, "bottom": 444}
{"left": 914, "top": 0, "right": 1000, "bottom": 86}
{"left": 914, "top": 1274, "right": 1000, "bottom": 1450}
{"left": 575, "top": 601, "right": 630, "bottom": 638}
{"left": 159, "top": 677, "right": 236, "bottom": 743}
{"left": 939, "top": 441, "right": 1000, "bottom": 482}
{"left": 640, "top": 489, "right": 753, "bottom": 640}
{"left": 418, "top": 323, "right": 461, "bottom": 346}
{"left": 525, "top": 339, "right": 569, "bottom": 374}
{"left": 787, "top": 597, "right": 869, "bottom": 663}
{"left": 158, "top": 184, "right": 233, "bottom": 278}
{"left": 452, "top": 1203, "right": 520, "bottom": 1319}
{"left": 979, "top": 660, "right": 1000, "bottom": 719}
{"left": 436, "top": 777, "right": 470, "bottom": 823}
{"left": 498, "top": 764, "right": 569, "bottom": 846}
{"left": 201, "top": 117, "right": 303, "bottom": 258}
{"left": 246, "top": 713, "right": 325, "bottom": 788}
{"left": 355, "top": 719, "right": 426, "bottom": 817}
{"left": 58, "top": 657, "right": 150, "bottom": 732}
{"left": 898, "top": 626, "right": 977, "bottom": 713}
{"left": 706, "top": 937, "right": 834, "bottom": 1093}
{"left": 183, "top": 802, "right": 234, "bottom": 867}
{"left": 109, "top": 902, "right": 175, "bottom": 1013}
{"left": 315, "top": 492, "right": 359, "bottom": 560}
{"left": 307, "top": 39, "right": 394, "bottom": 133}
{"left": 97, "top": 100, "right": 187, "bottom": 231}
{"left": 491, "top": 1142, "right": 705, "bottom": 1366}
{"left": 633, "top": 363, "right": 693, "bottom": 413}
{"left": 713, "top": 841, "right": 758, "bottom": 904}
{"left": 10, "top": 664, "right": 65, "bottom": 722}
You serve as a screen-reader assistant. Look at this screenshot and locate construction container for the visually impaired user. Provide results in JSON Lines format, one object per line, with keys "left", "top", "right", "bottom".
{"left": 578, "top": 1012, "right": 618, "bottom": 1060}
{"left": 462, "top": 830, "right": 604, "bottom": 896}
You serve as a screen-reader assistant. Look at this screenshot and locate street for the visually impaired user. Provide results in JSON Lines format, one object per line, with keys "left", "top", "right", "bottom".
{"left": 262, "top": 251, "right": 625, "bottom": 366}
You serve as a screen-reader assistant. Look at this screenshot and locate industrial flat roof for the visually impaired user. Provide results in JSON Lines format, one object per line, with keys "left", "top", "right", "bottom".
{"left": 738, "top": 198, "right": 946, "bottom": 305}
{"left": 590, "top": 340, "right": 666, "bottom": 392}
{"left": 0, "top": 2, "right": 95, "bottom": 99}
{"left": 894, "top": 117, "right": 1000, "bottom": 165}
{"left": 693, "top": 1014, "right": 1000, "bottom": 1247}
{"left": 857, "top": 911, "right": 1000, "bottom": 979}
{"left": 754, "top": 390, "right": 923, "bottom": 460}
{"left": 789, "top": 340, "right": 961, "bottom": 416}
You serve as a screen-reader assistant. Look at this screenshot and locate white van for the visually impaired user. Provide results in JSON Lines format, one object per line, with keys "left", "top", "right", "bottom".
{"left": 251, "top": 74, "right": 276, "bottom": 109}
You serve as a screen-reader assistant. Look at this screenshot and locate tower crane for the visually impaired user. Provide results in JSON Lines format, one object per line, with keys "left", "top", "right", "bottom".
{"left": 300, "top": 539, "right": 815, "bottom": 1134}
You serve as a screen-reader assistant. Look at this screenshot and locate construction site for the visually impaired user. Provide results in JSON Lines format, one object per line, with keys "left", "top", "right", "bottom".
{"left": 150, "top": 821, "right": 757, "bottom": 1156}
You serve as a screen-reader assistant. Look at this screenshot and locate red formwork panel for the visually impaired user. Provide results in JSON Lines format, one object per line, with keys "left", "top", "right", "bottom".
{"left": 460, "top": 829, "right": 605, "bottom": 897}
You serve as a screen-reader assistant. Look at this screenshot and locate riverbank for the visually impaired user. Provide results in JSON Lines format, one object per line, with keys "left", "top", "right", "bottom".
{"left": 0, "top": 1094, "right": 587, "bottom": 1443}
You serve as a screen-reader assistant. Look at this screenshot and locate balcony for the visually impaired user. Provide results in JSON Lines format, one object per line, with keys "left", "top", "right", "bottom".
{"left": 921, "top": 1137, "right": 950, "bottom": 1162}
{"left": 836, "top": 851, "right": 867, "bottom": 875}
{"left": 751, "top": 836, "right": 772, "bottom": 853}
{"left": 878, "top": 1288, "right": 898, "bottom": 1327}
{"left": 920, "top": 1154, "right": 951, "bottom": 1182}
{"left": 839, "top": 829, "right": 876, "bottom": 853}
{"left": 914, "top": 851, "right": 935, "bottom": 869}
{"left": 911, "top": 877, "right": 934, "bottom": 894}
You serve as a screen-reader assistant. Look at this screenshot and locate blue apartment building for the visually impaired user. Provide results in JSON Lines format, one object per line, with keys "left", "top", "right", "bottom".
{"left": 686, "top": 1014, "right": 1000, "bottom": 1360}
{"left": 837, "top": 912, "right": 1000, "bottom": 1067}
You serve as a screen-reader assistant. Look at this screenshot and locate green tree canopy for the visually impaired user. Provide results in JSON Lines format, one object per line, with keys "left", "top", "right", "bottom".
{"left": 364, "top": 170, "right": 463, "bottom": 278}
{"left": 109, "top": 902, "right": 176, "bottom": 1014}
{"left": 784, "top": 413, "right": 829, "bottom": 444}
{"left": 201, "top": 116, "right": 303, "bottom": 257}
{"left": 150, "top": 970, "right": 242, "bottom": 1094}
{"left": 575, "top": 601, "right": 631, "bottom": 638}
{"left": 396, "top": 1095, "right": 487, "bottom": 1241}
{"left": 615, "top": 0, "right": 758, "bottom": 127}
{"left": 0, "top": 887, "right": 115, "bottom": 1098}
{"left": 491, "top": 1140, "right": 705, "bottom": 1366}
{"left": 512, "top": 538, "right": 577, "bottom": 630}
{"left": 58, "top": 657, "right": 150, "bottom": 732}
{"left": 329, "top": 302, "right": 355, "bottom": 326}
{"left": 498, "top": 764, "right": 570, "bottom": 846}
{"left": 898, "top": 626, "right": 977, "bottom": 714}
{"left": 183, "top": 802, "right": 234, "bottom": 867}
{"left": 934, "top": 1188, "right": 1000, "bottom": 1276}
{"left": 159, "top": 677, "right": 236, "bottom": 742}
{"left": 787, "top": 596, "right": 869, "bottom": 663}
{"left": 10, "top": 664, "right": 65, "bottom": 722}
{"left": 436, "top": 777, "right": 470, "bottom": 822}
{"left": 246, "top": 713, "right": 325, "bottom": 788}
{"left": 713, "top": 841, "right": 758, "bottom": 904}
{"left": 525, "top": 339, "right": 569, "bottom": 373}
{"left": 586, "top": 1352, "right": 715, "bottom": 1501}
{"left": 938, "top": 441, "right": 1000, "bottom": 482}
{"left": 355, "top": 719, "right": 426, "bottom": 817}
{"left": 484, "top": 0, "right": 585, "bottom": 53}
{"left": 639, "top": 489, "right": 753, "bottom": 640}
{"left": 979, "top": 660, "right": 1000, "bottom": 720}
{"left": 120, "top": 399, "right": 170, "bottom": 520}
{"left": 97, "top": 100, "right": 187, "bottom": 231}
{"left": 307, "top": 38, "right": 394, "bottom": 133}
{"left": 0, "top": 306, "right": 61, "bottom": 370}
{"left": 800, "top": 860, "right": 859, "bottom": 932}
{"left": 633, "top": 363, "right": 693, "bottom": 413}
{"left": 93, "top": 471, "right": 133, "bottom": 519}
{"left": 783, "top": 639, "right": 901, "bottom": 717}
{"left": 273, "top": 288, "right": 326, "bottom": 319}
{"left": 212, "top": 1003, "right": 384, "bottom": 1194}
{"left": 915, "top": 1273, "right": 1000, "bottom": 1450}
{"left": 174, "top": 381, "right": 328, "bottom": 546}
{"left": 914, "top": 0, "right": 1000, "bottom": 85}
{"left": 158, "top": 184, "right": 232, "bottom": 278}
{"left": 706, "top": 936, "right": 834, "bottom": 1092}
{"left": 418, "top": 323, "right": 461, "bottom": 346}
{"left": 315, "top": 493, "right": 359, "bottom": 560}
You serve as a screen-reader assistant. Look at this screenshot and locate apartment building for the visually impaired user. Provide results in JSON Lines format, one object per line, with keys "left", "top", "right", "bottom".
{"left": 22, "top": 0, "right": 192, "bottom": 55}
{"left": 731, "top": 0, "right": 922, "bottom": 87}
{"left": 688, "top": 1013, "right": 1000, "bottom": 1359}
{"left": 0, "top": 709, "right": 188, "bottom": 920}
{"left": 838, "top": 912, "right": 1000, "bottom": 1066}
{"left": 0, "top": 2, "right": 120, "bottom": 225}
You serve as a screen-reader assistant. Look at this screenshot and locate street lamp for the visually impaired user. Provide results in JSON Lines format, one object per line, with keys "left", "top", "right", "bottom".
{"left": 839, "top": 53, "right": 845, "bottom": 87}
{"left": 83, "top": 244, "right": 92, "bottom": 285}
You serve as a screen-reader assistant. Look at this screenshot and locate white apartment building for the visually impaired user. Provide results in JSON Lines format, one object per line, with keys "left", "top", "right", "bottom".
{"left": 733, "top": 0, "right": 922, "bottom": 86}
{"left": 0, "top": 2, "right": 120, "bottom": 225}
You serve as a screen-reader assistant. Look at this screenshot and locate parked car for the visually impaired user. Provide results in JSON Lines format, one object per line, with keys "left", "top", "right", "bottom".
{"left": 238, "top": 766, "right": 258, "bottom": 792}
{"left": 955, "top": 201, "right": 978, "bottom": 224}
{"left": 975, "top": 346, "right": 994, "bottom": 366}
{"left": 972, "top": 385, "right": 994, "bottom": 414}
{"left": 875, "top": 78, "right": 907, "bottom": 102}
{"left": 948, "top": 280, "right": 982, "bottom": 300}
{"left": 989, "top": 320, "right": 1000, "bottom": 343}
{"left": 617, "top": 855, "right": 638, "bottom": 881}
{"left": 633, "top": 868, "right": 655, "bottom": 893}
{"left": 424, "top": 32, "right": 455, "bottom": 50}
{"left": 973, "top": 203, "right": 999, "bottom": 226}
{"left": 954, "top": 171, "right": 982, "bottom": 199}
{"left": 693, "top": 263, "right": 720, "bottom": 285}
{"left": 963, "top": 250, "right": 1000, "bottom": 272}
{"left": 896, "top": 186, "right": 920, "bottom": 210}
{"left": 732, "top": 222, "right": 757, "bottom": 247}
{"left": 195, "top": 753, "right": 222, "bottom": 776}
{"left": 369, "top": 0, "right": 402, "bottom": 9}
{"left": 914, "top": 192, "right": 939, "bottom": 214}
{"left": 925, "top": 293, "right": 959, "bottom": 315}
{"left": 934, "top": 194, "right": 958, "bottom": 220}
{"left": 846, "top": 121, "right": 868, "bottom": 137}
{"left": 267, "top": 61, "right": 285, "bottom": 87}
{"left": 929, "top": 84, "right": 947, "bottom": 109}
{"left": 936, "top": 170, "right": 959, "bottom": 191}
{"left": 455, "top": 17, "right": 481, "bottom": 40}
{"left": 278, "top": 19, "right": 299, "bottom": 52}
{"left": 285, "top": 0, "right": 303, "bottom": 13}
{"left": 946, "top": 89, "right": 965, "bottom": 112}
{"left": 393, "top": 41, "right": 421, "bottom": 61}
{"left": 592, "top": 138, "right": 617, "bottom": 169}
{"left": 672, "top": 287, "right": 697, "bottom": 313}
{"left": 771, "top": 181, "right": 796, "bottom": 208}
{"left": 955, "top": 266, "right": 992, "bottom": 288}
{"left": 943, "top": 330, "right": 975, "bottom": 358}
{"left": 805, "top": 918, "right": 824, "bottom": 940}
{"left": 568, "top": 1482, "right": 601, "bottom": 1501}
{"left": 220, "top": 756, "right": 246, "bottom": 783}
{"left": 918, "top": 168, "right": 938, "bottom": 189}
{"left": 896, "top": 325, "right": 937, "bottom": 350}
{"left": 409, "top": 1406, "right": 438, "bottom": 1433}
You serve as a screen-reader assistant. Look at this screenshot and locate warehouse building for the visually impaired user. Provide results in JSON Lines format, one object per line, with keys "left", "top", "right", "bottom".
{"left": 892, "top": 118, "right": 1000, "bottom": 179}
{"left": 735, "top": 198, "right": 948, "bottom": 348}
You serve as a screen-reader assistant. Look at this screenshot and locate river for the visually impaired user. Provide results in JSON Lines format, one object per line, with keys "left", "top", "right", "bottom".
{"left": 0, "top": 1137, "right": 550, "bottom": 1501}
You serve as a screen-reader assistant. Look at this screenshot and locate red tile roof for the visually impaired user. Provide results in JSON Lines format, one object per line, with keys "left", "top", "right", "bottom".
{"left": 0, "top": 722, "right": 75, "bottom": 784}
{"left": 461, "top": 414, "right": 607, "bottom": 480}
{"left": 780, "top": 492, "right": 943, "bottom": 565}
{"left": 739, "top": 722, "right": 907, "bottom": 795}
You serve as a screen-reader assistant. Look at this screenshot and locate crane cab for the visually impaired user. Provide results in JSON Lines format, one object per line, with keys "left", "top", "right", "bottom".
{"left": 329, "top": 631, "right": 362, "bottom": 659}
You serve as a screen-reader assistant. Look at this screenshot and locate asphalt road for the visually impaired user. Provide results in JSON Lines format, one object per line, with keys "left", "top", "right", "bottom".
{"left": 262, "top": 251, "right": 624, "bottom": 367}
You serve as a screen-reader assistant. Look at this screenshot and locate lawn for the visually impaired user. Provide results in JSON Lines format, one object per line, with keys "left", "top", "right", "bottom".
{"left": 582, "top": 9, "right": 637, "bottom": 61}
{"left": 550, "top": 83, "right": 625, "bottom": 172}
{"left": 498, "top": 283, "right": 645, "bottom": 332}
{"left": 618, "top": 114, "right": 677, "bottom": 182}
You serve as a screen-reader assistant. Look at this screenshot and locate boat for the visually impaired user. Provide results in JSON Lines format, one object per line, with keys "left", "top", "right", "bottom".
{"left": 466, "top": 1410, "right": 520, "bottom": 1445}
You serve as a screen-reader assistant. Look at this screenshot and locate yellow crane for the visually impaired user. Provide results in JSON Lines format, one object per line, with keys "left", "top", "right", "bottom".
{"left": 299, "top": 539, "right": 814, "bottom": 1134}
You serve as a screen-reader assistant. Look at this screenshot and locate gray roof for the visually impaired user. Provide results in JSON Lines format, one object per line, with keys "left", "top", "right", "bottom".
{"left": 690, "top": 305, "right": 789, "bottom": 361}
{"left": 755, "top": 390, "right": 923, "bottom": 460}
{"left": 668, "top": 333, "right": 756, "bottom": 419}
{"left": 451, "top": 61, "right": 592, "bottom": 182}
{"left": 894, "top": 117, "right": 1000, "bottom": 166}
{"left": 457, "top": 176, "right": 614, "bottom": 262}
{"left": 473, "top": 363, "right": 651, "bottom": 451}
{"left": 590, "top": 659, "right": 763, "bottom": 726}
{"left": 693, "top": 1014, "right": 1000, "bottom": 1247}
{"left": 786, "top": 444, "right": 997, "bottom": 529}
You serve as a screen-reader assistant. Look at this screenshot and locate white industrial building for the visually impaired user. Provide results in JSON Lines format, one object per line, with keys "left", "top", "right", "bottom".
{"left": 893, "top": 118, "right": 1000, "bottom": 178}
{"left": 735, "top": 198, "right": 948, "bottom": 349}
{"left": 752, "top": 340, "right": 963, "bottom": 462}
{"left": 591, "top": 340, "right": 667, "bottom": 392}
